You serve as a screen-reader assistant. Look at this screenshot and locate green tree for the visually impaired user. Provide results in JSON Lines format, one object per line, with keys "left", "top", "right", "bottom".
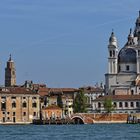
{"left": 57, "top": 94, "right": 63, "bottom": 108}
{"left": 73, "top": 90, "right": 87, "bottom": 113}
{"left": 103, "top": 98, "right": 114, "bottom": 113}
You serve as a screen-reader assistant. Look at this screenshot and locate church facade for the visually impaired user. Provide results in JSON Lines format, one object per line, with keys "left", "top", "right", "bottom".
{"left": 105, "top": 11, "right": 140, "bottom": 96}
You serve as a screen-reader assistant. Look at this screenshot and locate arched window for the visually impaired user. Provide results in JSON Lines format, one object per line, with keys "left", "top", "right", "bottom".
{"left": 12, "top": 102, "right": 16, "bottom": 108}
{"left": 125, "top": 102, "right": 128, "bottom": 107}
{"left": 114, "top": 102, "right": 117, "bottom": 107}
{"left": 22, "top": 102, "right": 27, "bottom": 108}
{"left": 1, "top": 102, "right": 6, "bottom": 110}
{"left": 110, "top": 51, "right": 112, "bottom": 57}
{"left": 130, "top": 102, "right": 134, "bottom": 107}
{"left": 131, "top": 90, "right": 134, "bottom": 95}
{"left": 113, "top": 90, "right": 115, "bottom": 95}
{"left": 119, "top": 102, "right": 122, "bottom": 107}
{"left": 113, "top": 50, "right": 115, "bottom": 56}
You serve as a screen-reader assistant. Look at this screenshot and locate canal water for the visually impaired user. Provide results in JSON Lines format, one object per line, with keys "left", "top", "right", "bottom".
{"left": 0, "top": 124, "right": 139, "bottom": 140}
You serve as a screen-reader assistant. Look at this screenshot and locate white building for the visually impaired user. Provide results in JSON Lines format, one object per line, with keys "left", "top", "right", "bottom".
{"left": 80, "top": 86, "right": 104, "bottom": 112}
{"left": 93, "top": 95, "right": 140, "bottom": 114}
{"left": 92, "top": 12, "right": 140, "bottom": 114}
{"left": 105, "top": 11, "right": 140, "bottom": 95}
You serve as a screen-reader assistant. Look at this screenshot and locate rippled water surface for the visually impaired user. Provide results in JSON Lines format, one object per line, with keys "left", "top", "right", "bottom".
{"left": 0, "top": 124, "right": 139, "bottom": 140}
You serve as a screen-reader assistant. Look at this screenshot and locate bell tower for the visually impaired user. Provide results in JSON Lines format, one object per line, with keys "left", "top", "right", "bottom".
{"left": 108, "top": 31, "right": 118, "bottom": 74}
{"left": 5, "top": 55, "right": 16, "bottom": 87}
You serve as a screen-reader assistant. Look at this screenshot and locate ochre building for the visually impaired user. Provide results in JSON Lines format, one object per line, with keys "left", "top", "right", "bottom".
{"left": 0, "top": 87, "right": 40, "bottom": 124}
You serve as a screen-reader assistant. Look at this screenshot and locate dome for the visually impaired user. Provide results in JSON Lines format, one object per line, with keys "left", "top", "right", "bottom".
{"left": 109, "top": 31, "right": 118, "bottom": 47}
{"left": 118, "top": 48, "right": 136, "bottom": 63}
{"left": 109, "top": 32, "right": 117, "bottom": 43}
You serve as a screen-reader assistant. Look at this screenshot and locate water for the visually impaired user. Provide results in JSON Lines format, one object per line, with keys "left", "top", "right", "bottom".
{"left": 0, "top": 124, "right": 139, "bottom": 140}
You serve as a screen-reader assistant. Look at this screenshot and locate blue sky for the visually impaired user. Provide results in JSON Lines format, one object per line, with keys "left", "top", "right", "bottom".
{"left": 0, "top": 0, "right": 139, "bottom": 87}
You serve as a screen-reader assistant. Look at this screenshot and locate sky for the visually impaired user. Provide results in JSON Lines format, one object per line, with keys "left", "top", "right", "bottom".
{"left": 0, "top": 0, "right": 140, "bottom": 88}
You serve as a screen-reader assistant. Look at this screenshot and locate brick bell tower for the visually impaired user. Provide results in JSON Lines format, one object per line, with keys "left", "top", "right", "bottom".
{"left": 5, "top": 54, "right": 16, "bottom": 87}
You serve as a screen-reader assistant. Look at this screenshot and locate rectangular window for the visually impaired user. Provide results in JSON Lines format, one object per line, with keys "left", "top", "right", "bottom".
{"left": 136, "top": 102, "right": 139, "bottom": 107}
{"left": 11, "top": 97, "right": 16, "bottom": 99}
{"left": 32, "top": 102, "right": 37, "bottom": 108}
{"left": 33, "top": 112, "right": 36, "bottom": 116}
{"left": 126, "top": 65, "right": 130, "bottom": 71}
{"left": 23, "top": 112, "right": 26, "bottom": 116}
{"left": 1, "top": 96, "right": 6, "bottom": 99}
{"left": 22, "top": 102, "right": 27, "bottom": 108}
{"left": 98, "top": 102, "right": 101, "bottom": 108}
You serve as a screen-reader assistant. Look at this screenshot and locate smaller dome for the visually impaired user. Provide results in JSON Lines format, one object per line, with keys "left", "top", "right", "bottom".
{"left": 109, "top": 32, "right": 117, "bottom": 43}
{"left": 126, "top": 29, "right": 134, "bottom": 46}
{"left": 118, "top": 48, "right": 136, "bottom": 63}
{"left": 109, "top": 31, "right": 118, "bottom": 47}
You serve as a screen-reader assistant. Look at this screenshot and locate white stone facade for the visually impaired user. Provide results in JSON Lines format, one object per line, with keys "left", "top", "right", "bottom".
{"left": 105, "top": 12, "right": 140, "bottom": 95}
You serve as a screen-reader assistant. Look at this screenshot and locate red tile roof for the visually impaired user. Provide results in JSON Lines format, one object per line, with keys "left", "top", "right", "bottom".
{"left": 38, "top": 87, "right": 78, "bottom": 96}
{"left": 38, "top": 87, "right": 49, "bottom": 96}
{"left": 0, "top": 87, "right": 37, "bottom": 95}
{"left": 80, "top": 86, "right": 104, "bottom": 94}
{"left": 94, "top": 95, "right": 140, "bottom": 101}
{"left": 43, "top": 105, "right": 62, "bottom": 110}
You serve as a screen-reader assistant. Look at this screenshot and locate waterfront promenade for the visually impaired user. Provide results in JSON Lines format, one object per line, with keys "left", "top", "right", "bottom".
{"left": 32, "top": 113, "right": 140, "bottom": 125}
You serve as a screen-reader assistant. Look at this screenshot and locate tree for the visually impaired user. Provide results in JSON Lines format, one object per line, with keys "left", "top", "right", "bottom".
{"left": 57, "top": 94, "right": 63, "bottom": 108}
{"left": 103, "top": 98, "right": 114, "bottom": 113}
{"left": 73, "top": 90, "right": 87, "bottom": 113}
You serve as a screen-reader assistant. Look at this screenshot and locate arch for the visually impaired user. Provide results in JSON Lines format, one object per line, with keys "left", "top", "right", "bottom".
{"left": 71, "top": 116, "right": 85, "bottom": 124}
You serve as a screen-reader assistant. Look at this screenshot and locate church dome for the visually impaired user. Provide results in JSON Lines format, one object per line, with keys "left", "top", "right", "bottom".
{"left": 118, "top": 48, "right": 136, "bottom": 63}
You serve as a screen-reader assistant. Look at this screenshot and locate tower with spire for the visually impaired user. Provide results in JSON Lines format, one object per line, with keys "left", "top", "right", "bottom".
{"left": 108, "top": 31, "right": 118, "bottom": 74}
{"left": 105, "top": 31, "right": 118, "bottom": 94}
{"left": 5, "top": 55, "right": 16, "bottom": 87}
